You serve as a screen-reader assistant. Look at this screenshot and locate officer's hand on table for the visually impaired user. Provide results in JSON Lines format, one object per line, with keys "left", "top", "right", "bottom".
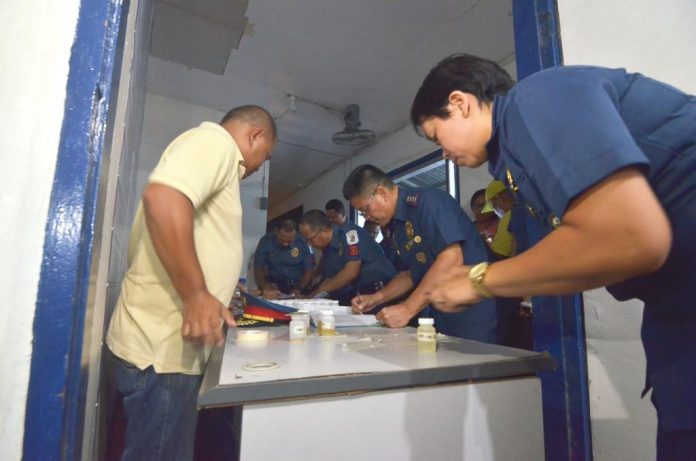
{"left": 376, "top": 303, "right": 416, "bottom": 328}
{"left": 428, "top": 266, "right": 481, "bottom": 313}
{"left": 182, "top": 291, "right": 236, "bottom": 346}
{"left": 351, "top": 292, "right": 383, "bottom": 314}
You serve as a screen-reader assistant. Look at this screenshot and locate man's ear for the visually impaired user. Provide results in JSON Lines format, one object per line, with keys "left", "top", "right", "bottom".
{"left": 248, "top": 126, "right": 265, "bottom": 147}
{"left": 447, "top": 91, "right": 471, "bottom": 117}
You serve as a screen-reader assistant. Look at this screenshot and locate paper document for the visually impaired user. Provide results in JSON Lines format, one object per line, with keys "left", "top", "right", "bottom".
{"left": 310, "top": 313, "right": 381, "bottom": 328}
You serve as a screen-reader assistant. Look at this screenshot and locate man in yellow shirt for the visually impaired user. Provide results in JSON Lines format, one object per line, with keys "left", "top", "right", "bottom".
{"left": 482, "top": 180, "right": 516, "bottom": 258}
{"left": 106, "top": 105, "right": 276, "bottom": 461}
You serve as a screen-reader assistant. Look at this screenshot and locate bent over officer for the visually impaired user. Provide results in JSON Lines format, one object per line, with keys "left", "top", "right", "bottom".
{"left": 299, "top": 209, "right": 396, "bottom": 307}
{"left": 254, "top": 218, "right": 314, "bottom": 297}
{"left": 343, "top": 165, "right": 509, "bottom": 344}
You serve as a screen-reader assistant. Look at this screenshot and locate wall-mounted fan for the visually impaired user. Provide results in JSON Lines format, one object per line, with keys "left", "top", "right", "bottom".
{"left": 331, "top": 104, "right": 376, "bottom": 146}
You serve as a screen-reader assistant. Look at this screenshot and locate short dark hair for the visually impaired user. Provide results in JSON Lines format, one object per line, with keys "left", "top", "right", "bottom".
{"left": 410, "top": 53, "right": 515, "bottom": 128}
{"left": 343, "top": 164, "right": 395, "bottom": 201}
{"left": 300, "top": 210, "right": 332, "bottom": 232}
{"left": 324, "top": 199, "right": 345, "bottom": 216}
{"left": 470, "top": 188, "right": 486, "bottom": 208}
{"left": 275, "top": 218, "right": 297, "bottom": 233}
{"left": 220, "top": 105, "right": 277, "bottom": 140}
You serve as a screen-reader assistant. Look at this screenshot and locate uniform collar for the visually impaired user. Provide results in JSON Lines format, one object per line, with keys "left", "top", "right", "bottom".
{"left": 393, "top": 186, "right": 410, "bottom": 223}
{"left": 328, "top": 224, "right": 342, "bottom": 250}
{"left": 485, "top": 95, "right": 503, "bottom": 178}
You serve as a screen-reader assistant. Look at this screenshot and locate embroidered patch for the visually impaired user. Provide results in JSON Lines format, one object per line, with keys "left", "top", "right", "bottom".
{"left": 348, "top": 245, "right": 359, "bottom": 256}
{"left": 405, "top": 221, "right": 414, "bottom": 240}
{"left": 346, "top": 230, "right": 359, "bottom": 245}
{"left": 405, "top": 192, "right": 420, "bottom": 207}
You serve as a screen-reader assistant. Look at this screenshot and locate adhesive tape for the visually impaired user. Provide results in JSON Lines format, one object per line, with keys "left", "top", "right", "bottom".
{"left": 237, "top": 329, "right": 270, "bottom": 343}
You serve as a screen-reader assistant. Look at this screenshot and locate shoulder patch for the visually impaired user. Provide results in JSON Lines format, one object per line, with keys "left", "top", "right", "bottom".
{"left": 405, "top": 192, "right": 420, "bottom": 207}
{"left": 348, "top": 245, "right": 359, "bottom": 256}
{"left": 345, "top": 229, "right": 359, "bottom": 245}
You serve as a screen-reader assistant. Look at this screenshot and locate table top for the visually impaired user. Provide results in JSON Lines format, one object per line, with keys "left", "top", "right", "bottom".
{"left": 198, "top": 325, "right": 555, "bottom": 408}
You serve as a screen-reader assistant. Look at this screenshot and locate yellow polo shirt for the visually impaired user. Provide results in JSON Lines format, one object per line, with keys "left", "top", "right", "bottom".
{"left": 490, "top": 211, "right": 513, "bottom": 258}
{"left": 107, "top": 122, "right": 245, "bottom": 374}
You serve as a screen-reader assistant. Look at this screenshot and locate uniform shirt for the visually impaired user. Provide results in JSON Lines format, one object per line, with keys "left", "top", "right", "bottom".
{"left": 321, "top": 224, "right": 397, "bottom": 290}
{"left": 486, "top": 66, "right": 696, "bottom": 430}
{"left": 107, "top": 122, "right": 245, "bottom": 374}
{"left": 390, "top": 187, "right": 499, "bottom": 342}
{"left": 254, "top": 233, "right": 313, "bottom": 285}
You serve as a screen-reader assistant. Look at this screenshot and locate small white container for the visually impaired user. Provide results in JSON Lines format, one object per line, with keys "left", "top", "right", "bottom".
{"left": 417, "top": 318, "right": 437, "bottom": 353}
{"left": 318, "top": 310, "right": 336, "bottom": 336}
{"left": 289, "top": 314, "right": 307, "bottom": 341}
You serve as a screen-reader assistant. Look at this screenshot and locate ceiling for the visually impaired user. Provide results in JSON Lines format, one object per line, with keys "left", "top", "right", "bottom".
{"left": 146, "top": 0, "right": 516, "bottom": 206}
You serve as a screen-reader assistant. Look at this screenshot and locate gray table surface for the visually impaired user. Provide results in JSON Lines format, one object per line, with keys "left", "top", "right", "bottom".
{"left": 198, "top": 325, "right": 555, "bottom": 408}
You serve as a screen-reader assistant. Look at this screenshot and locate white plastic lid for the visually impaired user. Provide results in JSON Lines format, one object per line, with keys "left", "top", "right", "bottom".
{"left": 320, "top": 309, "right": 334, "bottom": 316}
{"left": 418, "top": 317, "right": 434, "bottom": 325}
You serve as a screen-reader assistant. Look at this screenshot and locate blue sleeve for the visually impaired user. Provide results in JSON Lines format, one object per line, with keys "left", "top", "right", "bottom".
{"left": 299, "top": 241, "right": 314, "bottom": 270}
{"left": 504, "top": 72, "right": 649, "bottom": 217}
{"left": 417, "top": 189, "right": 475, "bottom": 253}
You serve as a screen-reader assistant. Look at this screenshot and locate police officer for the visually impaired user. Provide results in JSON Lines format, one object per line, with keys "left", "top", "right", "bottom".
{"left": 299, "top": 209, "right": 397, "bottom": 307}
{"left": 343, "top": 165, "right": 506, "bottom": 344}
{"left": 414, "top": 53, "right": 696, "bottom": 458}
{"left": 254, "top": 219, "right": 314, "bottom": 297}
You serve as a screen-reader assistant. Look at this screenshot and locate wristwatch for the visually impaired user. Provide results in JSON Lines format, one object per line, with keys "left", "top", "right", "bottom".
{"left": 469, "top": 262, "right": 493, "bottom": 298}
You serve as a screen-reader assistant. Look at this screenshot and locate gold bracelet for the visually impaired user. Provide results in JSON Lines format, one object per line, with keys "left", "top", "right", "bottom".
{"left": 469, "top": 262, "right": 493, "bottom": 298}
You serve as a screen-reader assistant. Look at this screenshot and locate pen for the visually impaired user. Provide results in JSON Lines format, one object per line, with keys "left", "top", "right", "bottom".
{"left": 356, "top": 289, "right": 363, "bottom": 315}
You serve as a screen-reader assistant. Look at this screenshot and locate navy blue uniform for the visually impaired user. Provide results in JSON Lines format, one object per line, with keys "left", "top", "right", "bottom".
{"left": 390, "top": 187, "right": 502, "bottom": 343}
{"left": 322, "top": 224, "right": 397, "bottom": 305}
{"left": 254, "top": 233, "right": 314, "bottom": 292}
{"left": 486, "top": 66, "right": 696, "bottom": 436}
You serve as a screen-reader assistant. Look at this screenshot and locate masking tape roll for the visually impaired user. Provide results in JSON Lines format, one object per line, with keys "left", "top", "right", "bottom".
{"left": 237, "top": 329, "right": 270, "bottom": 343}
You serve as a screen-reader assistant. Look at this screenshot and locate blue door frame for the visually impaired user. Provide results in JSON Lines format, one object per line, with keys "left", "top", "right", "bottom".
{"left": 23, "top": 0, "right": 126, "bottom": 459}
{"left": 512, "top": 1, "right": 593, "bottom": 460}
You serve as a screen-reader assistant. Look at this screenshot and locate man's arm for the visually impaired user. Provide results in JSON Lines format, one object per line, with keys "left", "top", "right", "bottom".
{"left": 430, "top": 168, "right": 672, "bottom": 310}
{"left": 143, "top": 183, "right": 235, "bottom": 345}
{"left": 378, "top": 244, "right": 462, "bottom": 327}
{"left": 298, "top": 268, "right": 313, "bottom": 293}
{"left": 311, "top": 260, "right": 361, "bottom": 296}
{"left": 352, "top": 271, "right": 413, "bottom": 313}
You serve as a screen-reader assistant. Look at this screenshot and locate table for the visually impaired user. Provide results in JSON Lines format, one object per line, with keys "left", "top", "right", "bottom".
{"left": 199, "top": 325, "right": 554, "bottom": 460}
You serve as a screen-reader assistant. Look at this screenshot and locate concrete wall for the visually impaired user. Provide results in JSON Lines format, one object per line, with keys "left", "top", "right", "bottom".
{"left": 0, "top": 1, "right": 80, "bottom": 458}
{"left": 138, "top": 92, "right": 269, "bottom": 278}
{"left": 557, "top": 1, "right": 696, "bottom": 459}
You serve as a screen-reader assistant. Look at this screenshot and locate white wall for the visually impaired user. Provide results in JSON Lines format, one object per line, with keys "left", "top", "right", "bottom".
{"left": 138, "top": 92, "right": 269, "bottom": 278}
{"left": 557, "top": 1, "right": 696, "bottom": 459}
{"left": 0, "top": 1, "right": 80, "bottom": 458}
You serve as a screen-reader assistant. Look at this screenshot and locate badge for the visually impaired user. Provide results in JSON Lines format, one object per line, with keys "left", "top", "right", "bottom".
{"left": 414, "top": 235, "right": 422, "bottom": 244}
{"left": 346, "top": 229, "right": 359, "bottom": 245}
{"left": 550, "top": 214, "right": 561, "bottom": 229}
{"left": 405, "top": 192, "right": 420, "bottom": 207}
{"left": 291, "top": 247, "right": 299, "bottom": 257}
{"left": 506, "top": 168, "right": 519, "bottom": 192}
{"left": 415, "top": 252, "right": 427, "bottom": 263}
{"left": 405, "top": 221, "right": 414, "bottom": 240}
{"left": 348, "top": 245, "right": 359, "bottom": 256}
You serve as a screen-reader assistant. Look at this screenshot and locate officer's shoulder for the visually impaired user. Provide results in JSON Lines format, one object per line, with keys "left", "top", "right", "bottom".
{"left": 406, "top": 187, "right": 446, "bottom": 208}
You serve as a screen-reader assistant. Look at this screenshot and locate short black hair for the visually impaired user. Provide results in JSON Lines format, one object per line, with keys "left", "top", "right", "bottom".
{"left": 410, "top": 53, "right": 515, "bottom": 128}
{"left": 324, "top": 199, "right": 345, "bottom": 216}
{"left": 300, "top": 210, "right": 332, "bottom": 232}
{"left": 275, "top": 218, "right": 297, "bottom": 232}
{"left": 470, "top": 188, "right": 486, "bottom": 208}
{"left": 343, "top": 164, "right": 395, "bottom": 201}
{"left": 220, "top": 105, "right": 277, "bottom": 140}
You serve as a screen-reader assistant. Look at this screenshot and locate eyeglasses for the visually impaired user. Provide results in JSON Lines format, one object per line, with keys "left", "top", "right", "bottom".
{"left": 358, "top": 184, "right": 380, "bottom": 217}
{"left": 305, "top": 229, "right": 322, "bottom": 243}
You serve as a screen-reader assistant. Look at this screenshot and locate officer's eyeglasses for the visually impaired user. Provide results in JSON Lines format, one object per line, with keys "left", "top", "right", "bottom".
{"left": 306, "top": 229, "right": 322, "bottom": 243}
{"left": 358, "top": 184, "right": 380, "bottom": 217}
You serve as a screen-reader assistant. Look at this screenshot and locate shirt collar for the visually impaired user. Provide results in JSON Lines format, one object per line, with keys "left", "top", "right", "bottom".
{"left": 200, "top": 121, "right": 247, "bottom": 177}
{"left": 328, "top": 225, "right": 342, "bottom": 250}
{"left": 485, "top": 95, "right": 505, "bottom": 178}
{"left": 393, "top": 187, "right": 409, "bottom": 223}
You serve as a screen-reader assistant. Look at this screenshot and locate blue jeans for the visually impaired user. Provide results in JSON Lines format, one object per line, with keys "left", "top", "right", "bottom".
{"left": 111, "top": 352, "right": 203, "bottom": 461}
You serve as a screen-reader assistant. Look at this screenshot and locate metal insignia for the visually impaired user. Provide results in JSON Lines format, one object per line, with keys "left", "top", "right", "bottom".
{"left": 405, "top": 221, "right": 414, "bottom": 240}
{"left": 415, "top": 252, "right": 427, "bottom": 264}
{"left": 506, "top": 168, "right": 519, "bottom": 192}
{"left": 414, "top": 235, "right": 422, "bottom": 244}
{"left": 291, "top": 247, "right": 299, "bottom": 257}
{"left": 550, "top": 214, "right": 561, "bottom": 229}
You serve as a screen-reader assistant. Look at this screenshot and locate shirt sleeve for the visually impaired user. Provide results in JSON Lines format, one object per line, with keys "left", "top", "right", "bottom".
{"left": 504, "top": 72, "right": 649, "bottom": 217}
{"left": 149, "top": 128, "right": 237, "bottom": 208}
{"left": 417, "top": 189, "right": 474, "bottom": 253}
{"left": 300, "top": 241, "right": 314, "bottom": 270}
{"left": 254, "top": 237, "right": 270, "bottom": 269}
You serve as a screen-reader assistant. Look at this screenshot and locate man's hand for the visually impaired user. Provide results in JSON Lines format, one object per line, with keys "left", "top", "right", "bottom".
{"left": 182, "top": 291, "right": 236, "bottom": 346}
{"left": 261, "top": 288, "right": 282, "bottom": 299}
{"left": 376, "top": 303, "right": 417, "bottom": 328}
{"left": 351, "top": 292, "right": 383, "bottom": 314}
{"left": 428, "top": 266, "right": 480, "bottom": 313}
